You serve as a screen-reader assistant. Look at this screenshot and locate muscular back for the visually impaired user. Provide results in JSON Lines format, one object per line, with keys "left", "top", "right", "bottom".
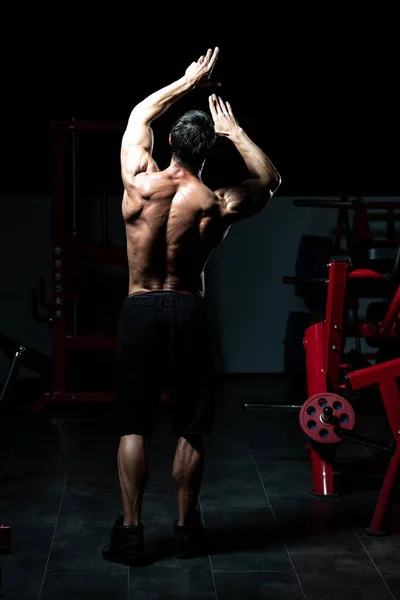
{"left": 122, "top": 165, "right": 228, "bottom": 296}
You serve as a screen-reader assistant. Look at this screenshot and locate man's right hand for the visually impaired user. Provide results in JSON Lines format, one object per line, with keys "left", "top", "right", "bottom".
{"left": 184, "top": 48, "right": 221, "bottom": 88}
{"left": 208, "top": 95, "right": 241, "bottom": 138}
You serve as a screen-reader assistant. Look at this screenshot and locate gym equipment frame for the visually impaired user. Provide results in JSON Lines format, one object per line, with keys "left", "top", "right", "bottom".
{"left": 35, "top": 121, "right": 126, "bottom": 413}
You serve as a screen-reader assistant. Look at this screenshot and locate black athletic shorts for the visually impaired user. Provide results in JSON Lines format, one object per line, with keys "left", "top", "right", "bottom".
{"left": 115, "top": 291, "right": 215, "bottom": 437}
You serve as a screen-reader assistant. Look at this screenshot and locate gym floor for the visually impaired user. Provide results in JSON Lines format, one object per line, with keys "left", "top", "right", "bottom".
{"left": 1, "top": 374, "right": 400, "bottom": 599}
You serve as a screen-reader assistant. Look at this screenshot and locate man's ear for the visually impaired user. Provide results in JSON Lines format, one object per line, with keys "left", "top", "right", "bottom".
{"left": 168, "top": 133, "right": 172, "bottom": 146}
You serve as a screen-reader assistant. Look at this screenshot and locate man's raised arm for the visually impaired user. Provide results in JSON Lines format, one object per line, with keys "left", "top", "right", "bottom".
{"left": 209, "top": 94, "right": 281, "bottom": 222}
{"left": 121, "top": 48, "right": 220, "bottom": 185}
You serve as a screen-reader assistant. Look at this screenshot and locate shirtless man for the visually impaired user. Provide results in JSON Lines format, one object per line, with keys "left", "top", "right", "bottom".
{"left": 103, "top": 47, "right": 281, "bottom": 565}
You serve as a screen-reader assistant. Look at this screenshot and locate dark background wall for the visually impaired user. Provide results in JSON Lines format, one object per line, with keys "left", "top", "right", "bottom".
{"left": 4, "top": 12, "right": 398, "bottom": 197}
{"left": 1, "top": 14, "right": 398, "bottom": 384}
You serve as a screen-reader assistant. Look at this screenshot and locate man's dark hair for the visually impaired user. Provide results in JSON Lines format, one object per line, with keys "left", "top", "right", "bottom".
{"left": 170, "top": 110, "right": 216, "bottom": 168}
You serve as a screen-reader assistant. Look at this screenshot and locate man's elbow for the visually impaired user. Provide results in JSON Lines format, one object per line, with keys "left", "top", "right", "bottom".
{"left": 259, "top": 171, "right": 281, "bottom": 197}
{"left": 270, "top": 172, "right": 281, "bottom": 195}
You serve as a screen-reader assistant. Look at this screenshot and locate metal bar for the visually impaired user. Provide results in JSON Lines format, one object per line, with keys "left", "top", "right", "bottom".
{"left": 294, "top": 199, "right": 353, "bottom": 208}
{"left": 243, "top": 403, "right": 301, "bottom": 410}
{"left": 334, "top": 427, "right": 395, "bottom": 453}
{"left": 358, "top": 202, "right": 400, "bottom": 209}
{"left": 51, "top": 123, "right": 69, "bottom": 392}
{"left": 353, "top": 205, "right": 371, "bottom": 241}
{"left": 348, "top": 362, "right": 400, "bottom": 439}
{"left": 0, "top": 346, "right": 25, "bottom": 405}
{"left": 282, "top": 277, "right": 327, "bottom": 285}
{"left": 349, "top": 356, "right": 400, "bottom": 392}
{"left": 367, "top": 431, "right": 400, "bottom": 534}
{"left": 324, "top": 259, "right": 352, "bottom": 390}
{"left": 379, "top": 377, "right": 400, "bottom": 439}
{"left": 294, "top": 199, "right": 400, "bottom": 210}
{"left": 304, "top": 322, "right": 327, "bottom": 395}
{"left": 72, "top": 117, "right": 78, "bottom": 335}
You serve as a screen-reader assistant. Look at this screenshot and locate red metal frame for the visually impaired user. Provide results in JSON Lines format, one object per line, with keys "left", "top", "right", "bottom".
{"left": 304, "top": 196, "right": 400, "bottom": 254}
{"left": 367, "top": 430, "right": 400, "bottom": 534}
{"left": 34, "top": 392, "right": 115, "bottom": 413}
{"left": 346, "top": 198, "right": 400, "bottom": 252}
{"left": 37, "top": 122, "right": 126, "bottom": 412}
{"left": 51, "top": 122, "right": 69, "bottom": 394}
{"left": 303, "top": 322, "right": 335, "bottom": 495}
{"left": 378, "top": 286, "right": 400, "bottom": 339}
{"left": 303, "top": 257, "right": 400, "bottom": 532}
{"left": 323, "top": 259, "right": 351, "bottom": 390}
{"left": 347, "top": 360, "right": 400, "bottom": 534}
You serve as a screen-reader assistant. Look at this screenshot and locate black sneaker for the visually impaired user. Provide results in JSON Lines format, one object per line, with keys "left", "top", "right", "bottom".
{"left": 173, "top": 511, "right": 207, "bottom": 559}
{"left": 102, "top": 515, "right": 147, "bottom": 566}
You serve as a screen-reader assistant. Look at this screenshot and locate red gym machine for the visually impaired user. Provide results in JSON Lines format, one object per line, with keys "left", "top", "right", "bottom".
{"left": 299, "top": 250, "right": 400, "bottom": 535}
{"left": 34, "top": 121, "right": 126, "bottom": 413}
{"left": 292, "top": 198, "right": 400, "bottom": 534}
{"left": 245, "top": 197, "right": 400, "bottom": 535}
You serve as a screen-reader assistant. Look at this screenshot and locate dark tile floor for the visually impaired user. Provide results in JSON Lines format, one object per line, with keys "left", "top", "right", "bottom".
{"left": 1, "top": 374, "right": 400, "bottom": 599}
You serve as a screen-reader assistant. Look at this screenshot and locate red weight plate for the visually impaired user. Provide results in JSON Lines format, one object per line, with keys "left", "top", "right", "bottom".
{"left": 299, "top": 392, "right": 355, "bottom": 444}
